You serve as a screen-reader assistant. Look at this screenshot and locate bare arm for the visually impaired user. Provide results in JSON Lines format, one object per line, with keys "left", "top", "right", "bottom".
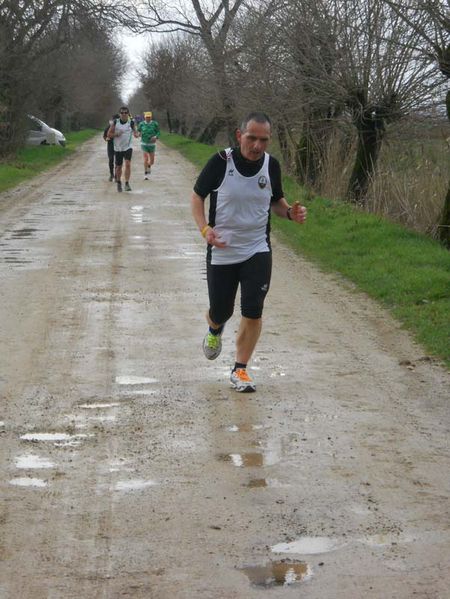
{"left": 271, "top": 197, "right": 307, "bottom": 223}
{"left": 191, "top": 192, "right": 227, "bottom": 247}
{"left": 107, "top": 123, "right": 116, "bottom": 138}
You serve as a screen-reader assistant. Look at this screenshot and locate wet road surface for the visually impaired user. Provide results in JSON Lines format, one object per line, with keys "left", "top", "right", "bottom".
{"left": 0, "top": 136, "right": 449, "bottom": 598}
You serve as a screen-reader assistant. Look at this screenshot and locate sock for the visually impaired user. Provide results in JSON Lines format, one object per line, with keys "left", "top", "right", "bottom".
{"left": 233, "top": 362, "right": 247, "bottom": 372}
{"left": 209, "top": 324, "right": 224, "bottom": 336}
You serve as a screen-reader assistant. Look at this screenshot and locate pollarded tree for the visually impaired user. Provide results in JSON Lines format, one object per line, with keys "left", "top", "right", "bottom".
{"left": 333, "top": 0, "right": 443, "bottom": 203}
{"left": 382, "top": 0, "right": 449, "bottom": 246}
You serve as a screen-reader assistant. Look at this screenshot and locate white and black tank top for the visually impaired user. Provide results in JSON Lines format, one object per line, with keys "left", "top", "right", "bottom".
{"left": 212, "top": 149, "right": 272, "bottom": 265}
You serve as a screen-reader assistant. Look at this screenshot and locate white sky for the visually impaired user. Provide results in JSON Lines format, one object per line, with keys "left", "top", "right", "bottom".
{"left": 119, "top": 31, "right": 152, "bottom": 101}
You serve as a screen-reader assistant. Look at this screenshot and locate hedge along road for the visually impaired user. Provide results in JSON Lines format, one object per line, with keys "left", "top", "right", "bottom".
{"left": 0, "top": 135, "right": 449, "bottom": 599}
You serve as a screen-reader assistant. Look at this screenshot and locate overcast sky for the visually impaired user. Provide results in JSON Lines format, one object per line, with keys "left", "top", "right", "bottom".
{"left": 120, "top": 31, "right": 151, "bottom": 101}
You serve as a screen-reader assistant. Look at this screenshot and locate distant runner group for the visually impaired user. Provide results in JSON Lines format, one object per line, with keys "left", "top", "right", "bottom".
{"left": 103, "top": 106, "right": 160, "bottom": 193}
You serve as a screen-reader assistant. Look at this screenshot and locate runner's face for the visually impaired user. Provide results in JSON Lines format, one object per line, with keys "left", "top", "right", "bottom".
{"left": 236, "top": 120, "right": 271, "bottom": 161}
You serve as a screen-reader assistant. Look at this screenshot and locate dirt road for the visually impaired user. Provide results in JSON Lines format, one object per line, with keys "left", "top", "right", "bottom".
{"left": 0, "top": 136, "right": 449, "bottom": 599}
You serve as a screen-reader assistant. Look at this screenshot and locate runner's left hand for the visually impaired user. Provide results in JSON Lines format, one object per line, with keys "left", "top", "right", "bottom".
{"left": 291, "top": 202, "right": 307, "bottom": 224}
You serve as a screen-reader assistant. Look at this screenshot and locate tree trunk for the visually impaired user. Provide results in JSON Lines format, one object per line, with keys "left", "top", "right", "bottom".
{"left": 438, "top": 90, "right": 450, "bottom": 248}
{"left": 197, "top": 115, "right": 225, "bottom": 145}
{"left": 347, "top": 115, "right": 384, "bottom": 204}
{"left": 189, "top": 121, "right": 202, "bottom": 140}
{"left": 166, "top": 110, "right": 173, "bottom": 133}
{"left": 277, "top": 122, "right": 291, "bottom": 168}
{"left": 439, "top": 185, "right": 450, "bottom": 248}
{"left": 295, "top": 128, "right": 319, "bottom": 186}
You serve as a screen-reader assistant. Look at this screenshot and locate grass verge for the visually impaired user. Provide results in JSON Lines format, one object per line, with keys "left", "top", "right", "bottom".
{"left": 162, "top": 131, "right": 450, "bottom": 368}
{"left": 0, "top": 129, "right": 98, "bottom": 193}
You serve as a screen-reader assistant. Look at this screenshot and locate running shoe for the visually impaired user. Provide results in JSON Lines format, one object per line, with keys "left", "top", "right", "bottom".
{"left": 230, "top": 368, "right": 256, "bottom": 393}
{"left": 109, "top": 175, "right": 114, "bottom": 182}
{"left": 144, "top": 173, "right": 148, "bottom": 180}
{"left": 202, "top": 331, "right": 222, "bottom": 360}
{"left": 117, "top": 181, "right": 122, "bottom": 193}
{"left": 124, "top": 182, "right": 131, "bottom": 191}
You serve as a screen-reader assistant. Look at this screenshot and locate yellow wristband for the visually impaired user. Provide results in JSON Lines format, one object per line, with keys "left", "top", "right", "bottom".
{"left": 201, "top": 225, "right": 210, "bottom": 238}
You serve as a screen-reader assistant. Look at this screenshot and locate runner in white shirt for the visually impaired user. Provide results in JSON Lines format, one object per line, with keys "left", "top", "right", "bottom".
{"left": 107, "top": 106, "right": 137, "bottom": 192}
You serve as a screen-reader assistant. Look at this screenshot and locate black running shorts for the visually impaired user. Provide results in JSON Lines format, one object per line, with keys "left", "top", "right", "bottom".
{"left": 206, "top": 251, "right": 272, "bottom": 324}
{"left": 115, "top": 148, "right": 133, "bottom": 166}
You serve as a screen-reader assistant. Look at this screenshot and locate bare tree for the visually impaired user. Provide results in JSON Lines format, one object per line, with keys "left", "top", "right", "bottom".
{"left": 382, "top": 0, "right": 449, "bottom": 245}
{"left": 0, "top": 0, "right": 119, "bottom": 153}
{"left": 120, "top": 0, "right": 248, "bottom": 143}
{"left": 138, "top": 35, "right": 210, "bottom": 136}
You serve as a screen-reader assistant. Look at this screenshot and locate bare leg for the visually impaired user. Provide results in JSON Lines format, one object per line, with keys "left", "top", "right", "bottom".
{"left": 235, "top": 317, "right": 262, "bottom": 365}
{"left": 115, "top": 165, "right": 122, "bottom": 182}
{"left": 124, "top": 160, "right": 131, "bottom": 182}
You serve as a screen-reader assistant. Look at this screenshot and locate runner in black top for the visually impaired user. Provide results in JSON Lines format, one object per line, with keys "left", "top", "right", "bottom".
{"left": 191, "top": 111, "right": 307, "bottom": 392}
{"left": 103, "top": 114, "right": 118, "bottom": 181}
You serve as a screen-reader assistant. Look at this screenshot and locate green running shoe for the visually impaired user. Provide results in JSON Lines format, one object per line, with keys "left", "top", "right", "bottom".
{"left": 202, "top": 331, "right": 222, "bottom": 360}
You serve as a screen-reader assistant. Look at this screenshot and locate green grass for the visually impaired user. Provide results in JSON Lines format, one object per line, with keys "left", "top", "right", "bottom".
{"left": 162, "top": 131, "right": 450, "bottom": 368}
{"left": 0, "top": 129, "right": 98, "bottom": 193}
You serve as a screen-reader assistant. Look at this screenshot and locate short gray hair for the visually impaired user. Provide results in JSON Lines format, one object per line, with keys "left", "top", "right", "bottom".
{"left": 240, "top": 111, "right": 272, "bottom": 132}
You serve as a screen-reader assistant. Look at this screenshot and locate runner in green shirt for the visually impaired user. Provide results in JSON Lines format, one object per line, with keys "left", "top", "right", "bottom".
{"left": 137, "top": 111, "right": 160, "bottom": 179}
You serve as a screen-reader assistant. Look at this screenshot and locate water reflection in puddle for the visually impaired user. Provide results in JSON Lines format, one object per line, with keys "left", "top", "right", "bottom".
{"left": 79, "top": 402, "right": 120, "bottom": 409}
{"left": 218, "top": 445, "right": 280, "bottom": 467}
{"left": 225, "top": 424, "right": 265, "bottom": 433}
{"left": 218, "top": 453, "right": 264, "bottom": 467}
{"left": 115, "top": 375, "right": 158, "bottom": 385}
{"left": 272, "top": 537, "right": 346, "bottom": 555}
{"left": 241, "top": 561, "right": 311, "bottom": 587}
{"left": 9, "top": 477, "right": 48, "bottom": 488}
{"left": 20, "top": 432, "right": 88, "bottom": 442}
{"left": 115, "top": 479, "right": 157, "bottom": 492}
{"left": 15, "top": 454, "right": 55, "bottom": 469}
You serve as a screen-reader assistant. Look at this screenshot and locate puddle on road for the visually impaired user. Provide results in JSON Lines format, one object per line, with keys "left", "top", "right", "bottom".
{"left": 114, "top": 479, "right": 157, "bottom": 492}
{"left": 78, "top": 402, "right": 121, "bottom": 409}
{"left": 115, "top": 375, "right": 158, "bottom": 385}
{"left": 218, "top": 445, "right": 280, "bottom": 467}
{"left": 9, "top": 477, "right": 48, "bottom": 488}
{"left": 15, "top": 454, "right": 55, "bottom": 469}
{"left": 20, "top": 432, "right": 88, "bottom": 444}
{"left": 246, "top": 478, "right": 268, "bottom": 488}
{"left": 218, "top": 453, "right": 264, "bottom": 467}
{"left": 225, "top": 424, "right": 265, "bottom": 433}
{"left": 241, "top": 561, "right": 311, "bottom": 587}
{"left": 272, "top": 537, "right": 346, "bottom": 555}
{"left": 67, "top": 412, "right": 116, "bottom": 427}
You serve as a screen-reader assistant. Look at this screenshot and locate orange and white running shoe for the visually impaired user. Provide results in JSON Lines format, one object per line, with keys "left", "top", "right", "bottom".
{"left": 230, "top": 368, "right": 256, "bottom": 393}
